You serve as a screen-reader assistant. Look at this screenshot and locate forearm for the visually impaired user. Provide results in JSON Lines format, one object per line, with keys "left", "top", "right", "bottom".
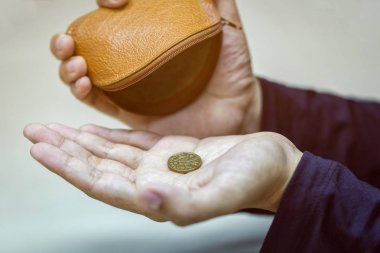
{"left": 261, "top": 152, "right": 380, "bottom": 253}
{"left": 259, "top": 77, "right": 380, "bottom": 187}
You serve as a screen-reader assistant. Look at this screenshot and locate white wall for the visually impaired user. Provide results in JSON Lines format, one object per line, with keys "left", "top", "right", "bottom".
{"left": 239, "top": 0, "right": 380, "bottom": 97}
{"left": 1, "top": 1, "right": 379, "bottom": 253}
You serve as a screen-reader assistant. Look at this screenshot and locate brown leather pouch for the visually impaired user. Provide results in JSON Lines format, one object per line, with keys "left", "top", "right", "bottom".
{"left": 67, "top": 0, "right": 222, "bottom": 115}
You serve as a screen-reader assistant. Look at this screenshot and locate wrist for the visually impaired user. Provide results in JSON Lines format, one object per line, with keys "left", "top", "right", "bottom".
{"left": 246, "top": 134, "right": 302, "bottom": 213}
{"left": 267, "top": 140, "right": 303, "bottom": 212}
{"left": 241, "top": 77, "right": 262, "bottom": 134}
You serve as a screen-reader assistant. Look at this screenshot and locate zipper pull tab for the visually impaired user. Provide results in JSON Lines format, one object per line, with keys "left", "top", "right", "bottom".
{"left": 221, "top": 17, "right": 243, "bottom": 30}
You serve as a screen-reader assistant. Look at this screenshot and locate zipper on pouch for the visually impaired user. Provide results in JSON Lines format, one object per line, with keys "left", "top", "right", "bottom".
{"left": 103, "top": 21, "right": 223, "bottom": 92}
{"left": 221, "top": 17, "right": 242, "bottom": 30}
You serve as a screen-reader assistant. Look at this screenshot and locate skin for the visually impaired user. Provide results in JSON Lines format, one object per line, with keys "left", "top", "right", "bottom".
{"left": 51, "top": 0, "right": 262, "bottom": 138}
{"left": 24, "top": 123, "right": 302, "bottom": 226}
{"left": 25, "top": 0, "right": 304, "bottom": 226}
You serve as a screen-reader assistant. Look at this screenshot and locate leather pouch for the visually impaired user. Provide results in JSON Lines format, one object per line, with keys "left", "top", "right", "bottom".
{"left": 67, "top": 0, "right": 223, "bottom": 115}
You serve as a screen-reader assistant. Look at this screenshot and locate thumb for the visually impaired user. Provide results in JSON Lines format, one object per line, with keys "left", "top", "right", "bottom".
{"left": 138, "top": 178, "right": 245, "bottom": 226}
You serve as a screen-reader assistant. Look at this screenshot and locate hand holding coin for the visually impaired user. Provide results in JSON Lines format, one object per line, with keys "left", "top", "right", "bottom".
{"left": 24, "top": 123, "right": 302, "bottom": 226}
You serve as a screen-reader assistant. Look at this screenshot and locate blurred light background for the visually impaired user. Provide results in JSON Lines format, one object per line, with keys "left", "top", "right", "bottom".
{"left": 1, "top": 0, "right": 379, "bottom": 252}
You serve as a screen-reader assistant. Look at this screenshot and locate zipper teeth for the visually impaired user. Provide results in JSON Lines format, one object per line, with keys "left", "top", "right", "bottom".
{"left": 221, "top": 17, "right": 242, "bottom": 30}
{"left": 103, "top": 22, "right": 223, "bottom": 92}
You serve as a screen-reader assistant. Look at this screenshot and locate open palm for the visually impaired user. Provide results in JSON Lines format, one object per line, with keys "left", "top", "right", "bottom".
{"left": 24, "top": 123, "right": 300, "bottom": 225}
{"left": 52, "top": 0, "right": 261, "bottom": 138}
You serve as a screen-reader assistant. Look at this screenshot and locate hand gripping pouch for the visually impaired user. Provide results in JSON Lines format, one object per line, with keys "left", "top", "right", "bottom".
{"left": 67, "top": 0, "right": 223, "bottom": 115}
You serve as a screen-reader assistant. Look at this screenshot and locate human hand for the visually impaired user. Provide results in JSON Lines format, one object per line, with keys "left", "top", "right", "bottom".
{"left": 50, "top": 0, "right": 261, "bottom": 138}
{"left": 24, "top": 123, "right": 301, "bottom": 226}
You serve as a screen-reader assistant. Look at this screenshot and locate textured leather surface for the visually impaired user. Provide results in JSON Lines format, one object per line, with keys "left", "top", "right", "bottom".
{"left": 105, "top": 33, "right": 222, "bottom": 115}
{"left": 67, "top": 0, "right": 221, "bottom": 88}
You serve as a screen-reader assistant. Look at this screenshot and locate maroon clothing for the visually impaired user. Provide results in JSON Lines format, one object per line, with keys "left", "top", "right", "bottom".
{"left": 258, "top": 78, "right": 380, "bottom": 252}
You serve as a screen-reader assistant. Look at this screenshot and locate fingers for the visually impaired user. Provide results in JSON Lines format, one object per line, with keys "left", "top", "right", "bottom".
{"left": 52, "top": 33, "right": 90, "bottom": 102}
{"left": 24, "top": 123, "right": 133, "bottom": 177}
{"left": 24, "top": 123, "right": 65, "bottom": 146}
{"left": 59, "top": 59, "right": 121, "bottom": 117}
{"left": 71, "top": 76, "right": 92, "bottom": 100}
{"left": 75, "top": 87, "right": 122, "bottom": 118}
{"left": 23, "top": 123, "right": 128, "bottom": 190}
{"left": 51, "top": 34, "right": 74, "bottom": 60}
{"left": 30, "top": 142, "right": 138, "bottom": 209}
{"left": 51, "top": 33, "right": 87, "bottom": 85}
{"left": 69, "top": 75, "right": 121, "bottom": 118}
{"left": 30, "top": 142, "right": 99, "bottom": 193}
{"left": 51, "top": 34, "right": 94, "bottom": 100}
{"left": 47, "top": 123, "right": 144, "bottom": 169}
{"left": 50, "top": 5, "right": 131, "bottom": 118}
{"left": 59, "top": 56, "right": 87, "bottom": 84}
{"left": 80, "top": 124, "right": 162, "bottom": 150}
{"left": 97, "top": 0, "right": 128, "bottom": 8}
{"left": 51, "top": 33, "right": 122, "bottom": 118}
{"left": 25, "top": 123, "right": 143, "bottom": 212}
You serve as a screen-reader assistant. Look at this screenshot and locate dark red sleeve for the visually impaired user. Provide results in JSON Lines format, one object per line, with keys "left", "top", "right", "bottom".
{"left": 259, "top": 77, "right": 380, "bottom": 188}
{"left": 260, "top": 152, "right": 380, "bottom": 253}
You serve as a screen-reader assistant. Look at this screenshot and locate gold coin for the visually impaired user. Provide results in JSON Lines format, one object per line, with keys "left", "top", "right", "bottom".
{"left": 168, "top": 152, "right": 202, "bottom": 174}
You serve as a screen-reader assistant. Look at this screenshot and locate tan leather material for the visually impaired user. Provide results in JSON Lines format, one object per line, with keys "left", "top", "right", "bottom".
{"left": 68, "top": 0, "right": 221, "bottom": 88}
{"left": 67, "top": 0, "right": 222, "bottom": 115}
{"left": 104, "top": 33, "right": 222, "bottom": 115}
